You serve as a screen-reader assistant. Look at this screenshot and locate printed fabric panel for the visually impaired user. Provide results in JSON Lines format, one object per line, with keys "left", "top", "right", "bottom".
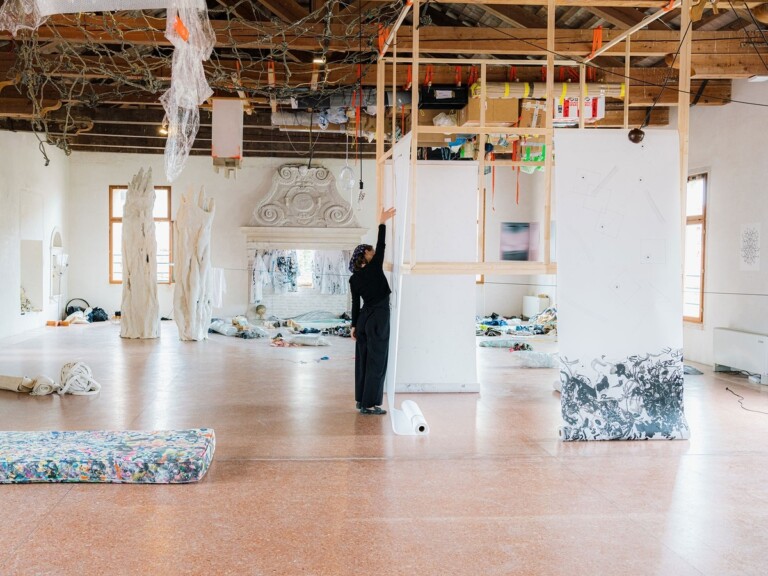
{"left": 559, "top": 348, "right": 689, "bottom": 441}
{"left": 0, "top": 428, "right": 216, "bottom": 483}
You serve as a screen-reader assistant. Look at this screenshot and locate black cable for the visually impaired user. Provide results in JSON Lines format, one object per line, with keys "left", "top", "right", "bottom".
{"left": 737, "top": 0, "right": 768, "bottom": 74}
{"left": 725, "top": 386, "right": 768, "bottom": 414}
{"left": 642, "top": 19, "right": 693, "bottom": 128}
{"left": 307, "top": 108, "right": 314, "bottom": 168}
{"left": 470, "top": 14, "right": 768, "bottom": 110}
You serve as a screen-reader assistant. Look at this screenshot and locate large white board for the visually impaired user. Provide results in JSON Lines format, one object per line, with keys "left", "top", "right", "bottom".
{"left": 555, "top": 129, "right": 689, "bottom": 441}
{"left": 382, "top": 140, "right": 479, "bottom": 434}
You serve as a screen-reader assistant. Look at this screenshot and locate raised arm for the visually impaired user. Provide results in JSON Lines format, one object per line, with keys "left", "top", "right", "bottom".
{"left": 371, "top": 207, "right": 396, "bottom": 268}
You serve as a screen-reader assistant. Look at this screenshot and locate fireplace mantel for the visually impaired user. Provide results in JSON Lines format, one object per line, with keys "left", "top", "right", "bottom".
{"left": 240, "top": 226, "right": 367, "bottom": 250}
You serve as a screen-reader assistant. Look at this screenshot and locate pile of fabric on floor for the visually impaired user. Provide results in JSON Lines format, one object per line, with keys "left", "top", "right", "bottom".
{"left": 208, "top": 316, "right": 269, "bottom": 339}
{"left": 475, "top": 307, "right": 557, "bottom": 337}
{"left": 270, "top": 333, "right": 330, "bottom": 347}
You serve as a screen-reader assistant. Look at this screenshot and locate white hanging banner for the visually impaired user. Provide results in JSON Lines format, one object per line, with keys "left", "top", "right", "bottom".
{"left": 555, "top": 129, "right": 689, "bottom": 441}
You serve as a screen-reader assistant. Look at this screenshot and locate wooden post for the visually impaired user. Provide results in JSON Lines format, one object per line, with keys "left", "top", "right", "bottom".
{"left": 624, "top": 37, "right": 631, "bottom": 129}
{"left": 679, "top": 0, "right": 692, "bottom": 297}
{"left": 376, "top": 58, "right": 385, "bottom": 218}
{"left": 408, "top": 0, "right": 420, "bottom": 267}
{"left": 478, "top": 63, "right": 487, "bottom": 270}
{"left": 543, "top": 0, "right": 555, "bottom": 266}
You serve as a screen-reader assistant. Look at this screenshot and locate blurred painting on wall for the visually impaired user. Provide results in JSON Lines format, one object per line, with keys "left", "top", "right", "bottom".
{"left": 500, "top": 222, "right": 540, "bottom": 261}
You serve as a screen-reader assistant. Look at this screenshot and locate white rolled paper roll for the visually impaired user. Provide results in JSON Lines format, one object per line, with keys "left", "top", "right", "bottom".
{"left": 400, "top": 400, "right": 429, "bottom": 435}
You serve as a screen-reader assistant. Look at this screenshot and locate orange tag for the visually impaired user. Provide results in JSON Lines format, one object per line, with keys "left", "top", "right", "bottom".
{"left": 174, "top": 15, "right": 189, "bottom": 42}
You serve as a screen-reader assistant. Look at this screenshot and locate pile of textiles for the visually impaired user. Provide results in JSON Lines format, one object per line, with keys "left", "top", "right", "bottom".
{"left": 208, "top": 317, "right": 269, "bottom": 339}
{"left": 528, "top": 307, "right": 557, "bottom": 333}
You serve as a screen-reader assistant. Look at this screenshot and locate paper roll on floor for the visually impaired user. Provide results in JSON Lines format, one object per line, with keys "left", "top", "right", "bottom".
{"left": 390, "top": 400, "right": 429, "bottom": 436}
{"left": 401, "top": 400, "right": 429, "bottom": 434}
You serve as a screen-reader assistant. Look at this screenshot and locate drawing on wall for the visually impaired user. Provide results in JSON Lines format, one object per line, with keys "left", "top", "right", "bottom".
{"left": 555, "top": 130, "right": 688, "bottom": 441}
{"left": 500, "top": 222, "right": 540, "bottom": 261}
{"left": 560, "top": 348, "right": 689, "bottom": 440}
{"left": 740, "top": 224, "right": 760, "bottom": 271}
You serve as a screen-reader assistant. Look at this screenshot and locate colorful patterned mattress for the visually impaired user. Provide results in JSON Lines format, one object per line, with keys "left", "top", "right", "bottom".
{"left": 0, "top": 428, "right": 215, "bottom": 483}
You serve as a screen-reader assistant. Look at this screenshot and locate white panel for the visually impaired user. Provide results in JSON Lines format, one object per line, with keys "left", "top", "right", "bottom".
{"left": 212, "top": 99, "right": 244, "bottom": 160}
{"left": 556, "top": 129, "right": 683, "bottom": 362}
{"left": 413, "top": 161, "right": 478, "bottom": 262}
{"left": 555, "top": 129, "right": 688, "bottom": 441}
{"left": 384, "top": 156, "right": 478, "bottom": 393}
{"left": 395, "top": 275, "right": 478, "bottom": 391}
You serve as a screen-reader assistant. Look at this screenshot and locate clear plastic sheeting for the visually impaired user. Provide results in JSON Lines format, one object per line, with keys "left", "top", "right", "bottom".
{"left": 0, "top": 0, "right": 44, "bottom": 36}
{"left": 0, "top": 0, "right": 169, "bottom": 36}
{"left": 162, "top": 0, "right": 215, "bottom": 182}
{"left": 36, "top": 0, "right": 168, "bottom": 15}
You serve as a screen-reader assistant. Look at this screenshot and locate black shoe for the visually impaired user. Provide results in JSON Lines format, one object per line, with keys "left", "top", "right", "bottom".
{"left": 356, "top": 402, "right": 361, "bottom": 409}
{"left": 360, "top": 406, "right": 387, "bottom": 415}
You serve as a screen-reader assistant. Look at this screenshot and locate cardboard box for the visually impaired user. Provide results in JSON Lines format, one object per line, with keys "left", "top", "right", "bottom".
{"left": 553, "top": 95, "right": 606, "bottom": 122}
{"left": 458, "top": 98, "right": 519, "bottom": 127}
{"left": 519, "top": 99, "right": 547, "bottom": 129}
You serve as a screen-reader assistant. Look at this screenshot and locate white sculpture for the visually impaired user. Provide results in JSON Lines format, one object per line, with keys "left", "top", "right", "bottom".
{"left": 120, "top": 167, "right": 160, "bottom": 339}
{"left": 174, "top": 186, "right": 215, "bottom": 341}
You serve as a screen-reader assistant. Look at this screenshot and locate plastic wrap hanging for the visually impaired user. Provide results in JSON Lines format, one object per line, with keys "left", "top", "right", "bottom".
{"left": 161, "top": 0, "right": 215, "bottom": 182}
{"left": 0, "top": 0, "right": 44, "bottom": 35}
{"left": 0, "top": 0, "right": 169, "bottom": 36}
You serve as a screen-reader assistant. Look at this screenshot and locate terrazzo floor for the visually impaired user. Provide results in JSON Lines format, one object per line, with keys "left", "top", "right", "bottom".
{"left": 1, "top": 321, "right": 767, "bottom": 575}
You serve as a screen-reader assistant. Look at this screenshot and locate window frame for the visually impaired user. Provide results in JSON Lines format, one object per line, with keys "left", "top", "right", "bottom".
{"left": 683, "top": 172, "right": 707, "bottom": 324}
{"left": 108, "top": 185, "right": 173, "bottom": 285}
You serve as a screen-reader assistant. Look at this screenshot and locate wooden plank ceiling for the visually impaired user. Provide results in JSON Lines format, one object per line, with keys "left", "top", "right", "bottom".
{"left": 0, "top": 0, "right": 766, "bottom": 157}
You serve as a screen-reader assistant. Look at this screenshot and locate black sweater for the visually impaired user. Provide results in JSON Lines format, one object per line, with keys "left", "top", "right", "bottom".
{"left": 350, "top": 224, "right": 391, "bottom": 327}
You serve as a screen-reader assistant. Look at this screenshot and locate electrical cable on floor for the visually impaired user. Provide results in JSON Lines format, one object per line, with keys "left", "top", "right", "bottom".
{"left": 725, "top": 387, "right": 768, "bottom": 415}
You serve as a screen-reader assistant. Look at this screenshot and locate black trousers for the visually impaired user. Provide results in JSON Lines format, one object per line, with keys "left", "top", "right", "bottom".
{"left": 355, "top": 299, "right": 390, "bottom": 408}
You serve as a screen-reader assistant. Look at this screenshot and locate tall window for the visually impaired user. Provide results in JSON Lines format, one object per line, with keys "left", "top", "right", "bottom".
{"left": 109, "top": 185, "right": 172, "bottom": 284}
{"left": 684, "top": 173, "right": 707, "bottom": 322}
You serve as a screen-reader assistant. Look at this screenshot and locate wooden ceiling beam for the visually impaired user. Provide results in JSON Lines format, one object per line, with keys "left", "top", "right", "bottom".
{"left": 256, "top": 0, "right": 309, "bottom": 24}
{"left": 4, "top": 18, "right": 766, "bottom": 60}
{"left": 424, "top": 1, "right": 761, "bottom": 7}
{"left": 475, "top": 5, "right": 547, "bottom": 28}
{"left": 583, "top": 7, "right": 671, "bottom": 30}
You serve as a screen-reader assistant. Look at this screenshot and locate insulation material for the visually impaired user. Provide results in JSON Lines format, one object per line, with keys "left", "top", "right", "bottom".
{"left": 162, "top": 0, "right": 215, "bottom": 182}
{"left": 174, "top": 187, "right": 215, "bottom": 341}
{"left": 120, "top": 167, "right": 160, "bottom": 339}
{"left": 555, "top": 129, "right": 689, "bottom": 441}
{"left": 0, "top": 428, "right": 216, "bottom": 483}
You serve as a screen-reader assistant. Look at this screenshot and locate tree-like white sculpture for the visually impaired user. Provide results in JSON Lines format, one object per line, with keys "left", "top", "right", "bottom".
{"left": 120, "top": 167, "right": 160, "bottom": 339}
{"left": 174, "top": 187, "right": 215, "bottom": 341}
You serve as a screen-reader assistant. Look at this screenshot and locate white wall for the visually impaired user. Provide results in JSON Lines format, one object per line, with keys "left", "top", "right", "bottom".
{"left": 67, "top": 152, "right": 376, "bottom": 319}
{"left": 685, "top": 80, "right": 768, "bottom": 365}
{"left": 477, "top": 166, "right": 556, "bottom": 318}
{"left": 0, "top": 132, "right": 69, "bottom": 339}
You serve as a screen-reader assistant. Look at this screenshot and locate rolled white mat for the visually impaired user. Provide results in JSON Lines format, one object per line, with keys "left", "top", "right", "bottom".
{"left": 400, "top": 400, "right": 429, "bottom": 435}
{"left": 31, "top": 375, "right": 59, "bottom": 396}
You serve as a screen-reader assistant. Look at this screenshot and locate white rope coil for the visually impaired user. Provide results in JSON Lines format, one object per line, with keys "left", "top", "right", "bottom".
{"left": 59, "top": 361, "right": 101, "bottom": 395}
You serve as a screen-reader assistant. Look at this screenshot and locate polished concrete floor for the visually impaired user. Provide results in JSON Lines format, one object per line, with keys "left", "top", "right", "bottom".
{"left": 1, "top": 321, "right": 767, "bottom": 575}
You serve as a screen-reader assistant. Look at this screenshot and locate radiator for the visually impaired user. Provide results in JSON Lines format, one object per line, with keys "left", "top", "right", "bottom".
{"left": 713, "top": 328, "right": 768, "bottom": 385}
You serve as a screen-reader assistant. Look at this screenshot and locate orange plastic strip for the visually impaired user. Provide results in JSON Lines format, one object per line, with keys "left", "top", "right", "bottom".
{"left": 589, "top": 26, "right": 603, "bottom": 60}
{"left": 174, "top": 15, "right": 189, "bottom": 42}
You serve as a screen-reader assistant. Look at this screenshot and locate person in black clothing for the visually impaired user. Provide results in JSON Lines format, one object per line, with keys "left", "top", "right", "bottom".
{"left": 349, "top": 206, "right": 396, "bottom": 415}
